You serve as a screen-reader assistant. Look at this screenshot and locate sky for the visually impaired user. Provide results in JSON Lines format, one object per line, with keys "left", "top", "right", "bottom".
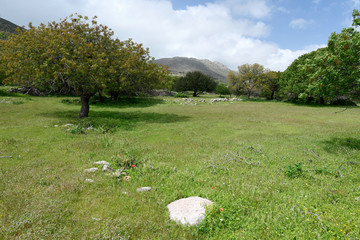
{"left": 0, "top": 0, "right": 359, "bottom": 71}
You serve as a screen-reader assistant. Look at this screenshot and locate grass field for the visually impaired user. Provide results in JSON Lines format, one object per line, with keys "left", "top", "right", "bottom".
{"left": 1, "top": 88, "right": 360, "bottom": 239}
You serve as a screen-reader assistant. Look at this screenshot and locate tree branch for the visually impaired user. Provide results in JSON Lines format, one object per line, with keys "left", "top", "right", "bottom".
{"left": 0, "top": 155, "right": 13, "bottom": 158}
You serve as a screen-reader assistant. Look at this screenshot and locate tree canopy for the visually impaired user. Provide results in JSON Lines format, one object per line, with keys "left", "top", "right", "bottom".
{"left": 227, "top": 63, "right": 264, "bottom": 98}
{"left": 173, "top": 71, "right": 217, "bottom": 97}
{"left": 0, "top": 14, "right": 169, "bottom": 117}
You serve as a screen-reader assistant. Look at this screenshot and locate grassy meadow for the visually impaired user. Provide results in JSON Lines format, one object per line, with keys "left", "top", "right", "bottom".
{"left": 1, "top": 87, "right": 360, "bottom": 239}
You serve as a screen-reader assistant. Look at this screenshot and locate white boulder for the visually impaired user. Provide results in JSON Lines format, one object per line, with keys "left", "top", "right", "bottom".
{"left": 167, "top": 196, "right": 213, "bottom": 226}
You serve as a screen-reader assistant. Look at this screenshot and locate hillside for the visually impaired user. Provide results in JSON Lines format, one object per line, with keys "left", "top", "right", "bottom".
{"left": 154, "top": 57, "right": 231, "bottom": 82}
{"left": 0, "top": 17, "right": 23, "bottom": 34}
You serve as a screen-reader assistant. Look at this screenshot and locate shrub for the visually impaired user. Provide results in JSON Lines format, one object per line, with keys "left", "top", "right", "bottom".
{"left": 174, "top": 92, "right": 189, "bottom": 98}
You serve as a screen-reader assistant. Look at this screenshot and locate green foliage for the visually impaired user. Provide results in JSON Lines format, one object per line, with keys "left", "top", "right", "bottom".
{"left": 67, "top": 124, "right": 87, "bottom": 134}
{"left": 227, "top": 63, "right": 265, "bottom": 98}
{"left": 173, "top": 71, "right": 217, "bottom": 97}
{"left": 0, "top": 14, "right": 170, "bottom": 118}
{"left": 174, "top": 92, "right": 189, "bottom": 98}
{"left": 280, "top": 10, "right": 360, "bottom": 104}
{"left": 285, "top": 163, "right": 304, "bottom": 178}
{"left": 215, "top": 83, "right": 231, "bottom": 97}
{"left": 0, "top": 31, "right": 9, "bottom": 40}
{"left": 260, "top": 71, "right": 281, "bottom": 100}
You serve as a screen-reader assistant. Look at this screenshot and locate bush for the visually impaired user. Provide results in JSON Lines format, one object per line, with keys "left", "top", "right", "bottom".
{"left": 174, "top": 92, "right": 189, "bottom": 98}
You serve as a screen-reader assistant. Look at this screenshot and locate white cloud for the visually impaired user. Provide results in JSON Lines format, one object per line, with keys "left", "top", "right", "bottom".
{"left": 218, "top": 0, "right": 272, "bottom": 19}
{"left": 0, "top": 0, "right": 324, "bottom": 71}
{"left": 289, "top": 18, "right": 313, "bottom": 29}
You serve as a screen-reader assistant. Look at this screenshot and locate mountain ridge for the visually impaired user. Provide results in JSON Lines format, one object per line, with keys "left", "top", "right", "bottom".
{"left": 0, "top": 17, "right": 23, "bottom": 34}
{"left": 154, "top": 57, "right": 231, "bottom": 82}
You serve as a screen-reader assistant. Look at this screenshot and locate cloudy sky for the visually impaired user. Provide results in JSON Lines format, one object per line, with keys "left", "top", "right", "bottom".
{"left": 0, "top": 0, "right": 359, "bottom": 71}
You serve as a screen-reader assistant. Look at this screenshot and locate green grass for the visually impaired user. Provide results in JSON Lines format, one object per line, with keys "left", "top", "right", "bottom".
{"left": 1, "top": 91, "right": 360, "bottom": 239}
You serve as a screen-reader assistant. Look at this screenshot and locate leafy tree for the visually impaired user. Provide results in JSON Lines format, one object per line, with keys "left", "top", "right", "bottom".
{"left": 227, "top": 63, "right": 264, "bottom": 98}
{"left": 103, "top": 39, "right": 170, "bottom": 99}
{"left": 260, "top": 70, "right": 281, "bottom": 100}
{"left": 216, "top": 83, "right": 231, "bottom": 97}
{"left": 0, "top": 14, "right": 169, "bottom": 117}
{"left": 227, "top": 70, "right": 243, "bottom": 96}
{"left": 305, "top": 15, "right": 360, "bottom": 102}
{"left": 279, "top": 49, "right": 325, "bottom": 102}
{"left": 280, "top": 10, "right": 360, "bottom": 104}
{"left": 174, "top": 71, "right": 217, "bottom": 97}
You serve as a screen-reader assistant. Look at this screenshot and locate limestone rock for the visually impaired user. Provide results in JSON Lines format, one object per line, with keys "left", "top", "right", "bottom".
{"left": 167, "top": 196, "right": 213, "bottom": 225}
{"left": 137, "top": 187, "right": 151, "bottom": 192}
{"left": 94, "top": 161, "right": 110, "bottom": 166}
{"left": 85, "top": 179, "right": 94, "bottom": 183}
{"left": 102, "top": 164, "right": 114, "bottom": 172}
{"left": 123, "top": 176, "right": 131, "bottom": 182}
{"left": 84, "top": 167, "right": 98, "bottom": 173}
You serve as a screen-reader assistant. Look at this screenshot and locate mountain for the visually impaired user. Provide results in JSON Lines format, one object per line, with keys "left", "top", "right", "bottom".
{"left": 0, "top": 17, "right": 23, "bottom": 34}
{"left": 154, "top": 57, "right": 231, "bottom": 82}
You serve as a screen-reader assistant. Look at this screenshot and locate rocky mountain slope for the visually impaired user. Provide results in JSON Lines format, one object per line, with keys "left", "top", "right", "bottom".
{"left": 0, "top": 17, "right": 23, "bottom": 33}
{"left": 154, "top": 57, "right": 231, "bottom": 82}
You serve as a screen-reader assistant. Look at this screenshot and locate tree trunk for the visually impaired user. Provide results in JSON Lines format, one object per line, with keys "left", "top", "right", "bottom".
{"left": 270, "top": 90, "right": 275, "bottom": 100}
{"left": 193, "top": 90, "right": 197, "bottom": 97}
{"left": 79, "top": 95, "right": 90, "bottom": 118}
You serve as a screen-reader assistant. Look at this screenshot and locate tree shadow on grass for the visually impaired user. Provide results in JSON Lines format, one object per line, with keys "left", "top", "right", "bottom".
{"left": 322, "top": 137, "right": 360, "bottom": 153}
{"left": 61, "top": 97, "right": 166, "bottom": 109}
{"left": 39, "top": 109, "right": 190, "bottom": 131}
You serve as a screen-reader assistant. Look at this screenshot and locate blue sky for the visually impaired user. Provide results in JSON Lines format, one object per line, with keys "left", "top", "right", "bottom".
{"left": 0, "top": 0, "right": 359, "bottom": 70}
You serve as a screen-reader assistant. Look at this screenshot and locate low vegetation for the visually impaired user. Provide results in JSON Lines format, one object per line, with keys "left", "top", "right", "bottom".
{"left": 1, "top": 9, "right": 360, "bottom": 240}
{"left": 1, "top": 87, "right": 359, "bottom": 239}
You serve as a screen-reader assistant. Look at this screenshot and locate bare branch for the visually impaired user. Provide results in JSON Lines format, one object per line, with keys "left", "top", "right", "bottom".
{"left": 0, "top": 155, "right": 13, "bottom": 158}
{"left": 300, "top": 148, "right": 322, "bottom": 160}
{"left": 334, "top": 107, "right": 349, "bottom": 114}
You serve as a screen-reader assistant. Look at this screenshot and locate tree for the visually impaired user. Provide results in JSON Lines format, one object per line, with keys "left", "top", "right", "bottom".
{"left": 279, "top": 10, "right": 360, "bottom": 104}
{"left": 0, "top": 14, "right": 169, "bottom": 117}
{"left": 174, "top": 71, "right": 217, "bottom": 97}
{"left": 260, "top": 70, "right": 281, "bottom": 100}
{"left": 216, "top": 83, "right": 231, "bottom": 97}
{"left": 227, "top": 63, "right": 264, "bottom": 98}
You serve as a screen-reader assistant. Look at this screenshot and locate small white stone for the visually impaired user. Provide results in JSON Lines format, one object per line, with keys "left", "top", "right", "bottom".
{"left": 137, "top": 187, "right": 151, "bottom": 192}
{"left": 84, "top": 167, "right": 98, "bottom": 173}
{"left": 94, "top": 161, "right": 110, "bottom": 166}
{"left": 64, "top": 124, "right": 73, "bottom": 127}
{"left": 54, "top": 125, "right": 59, "bottom": 127}
{"left": 85, "top": 179, "right": 94, "bottom": 183}
{"left": 102, "top": 165, "right": 114, "bottom": 172}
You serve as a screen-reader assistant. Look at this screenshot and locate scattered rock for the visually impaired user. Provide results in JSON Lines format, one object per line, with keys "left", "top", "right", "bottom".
{"left": 54, "top": 125, "right": 59, "bottom": 127}
{"left": 355, "top": 197, "right": 359, "bottom": 202}
{"left": 85, "top": 179, "right": 94, "bottom": 183}
{"left": 87, "top": 126, "right": 94, "bottom": 130}
{"left": 123, "top": 176, "right": 131, "bottom": 182}
{"left": 102, "top": 164, "right": 114, "bottom": 172}
{"left": 84, "top": 167, "right": 98, "bottom": 173}
{"left": 167, "top": 196, "right": 213, "bottom": 225}
{"left": 94, "top": 161, "right": 110, "bottom": 166}
{"left": 64, "top": 124, "right": 73, "bottom": 127}
{"left": 137, "top": 187, "right": 151, "bottom": 192}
